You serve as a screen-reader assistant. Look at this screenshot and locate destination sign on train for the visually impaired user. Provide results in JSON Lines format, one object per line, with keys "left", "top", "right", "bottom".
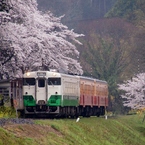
{"left": 37, "top": 72, "right": 46, "bottom": 76}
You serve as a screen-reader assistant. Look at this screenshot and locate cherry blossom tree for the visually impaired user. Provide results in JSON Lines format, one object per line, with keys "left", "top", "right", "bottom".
{"left": 0, "top": 0, "right": 84, "bottom": 79}
{"left": 0, "top": 0, "right": 13, "bottom": 79}
{"left": 118, "top": 73, "right": 145, "bottom": 109}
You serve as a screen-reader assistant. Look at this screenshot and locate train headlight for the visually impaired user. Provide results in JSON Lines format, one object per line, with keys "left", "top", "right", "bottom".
{"left": 26, "top": 72, "right": 30, "bottom": 76}
{"left": 53, "top": 73, "right": 56, "bottom": 76}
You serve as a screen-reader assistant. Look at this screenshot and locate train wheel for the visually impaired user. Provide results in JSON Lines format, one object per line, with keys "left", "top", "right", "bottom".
{"left": 101, "top": 107, "right": 105, "bottom": 115}
{"left": 19, "top": 110, "right": 25, "bottom": 118}
{"left": 96, "top": 112, "right": 100, "bottom": 117}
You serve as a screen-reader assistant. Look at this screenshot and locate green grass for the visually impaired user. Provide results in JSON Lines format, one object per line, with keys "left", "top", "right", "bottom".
{"left": 0, "top": 127, "right": 37, "bottom": 145}
{"left": 0, "top": 115, "right": 145, "bottom": 145}
{"left": 0, "top": 106, "right": 17, "bottom": 118}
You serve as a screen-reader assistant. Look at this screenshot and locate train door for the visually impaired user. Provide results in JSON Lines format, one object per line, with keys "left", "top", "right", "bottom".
{"left": 11, "top": 79, "right": 23, "bottom": 109}
{"left": 36, "top": 78, "right": 47, "bottom": 104}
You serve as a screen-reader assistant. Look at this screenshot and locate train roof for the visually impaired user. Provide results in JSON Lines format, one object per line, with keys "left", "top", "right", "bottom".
{"left": 79, "top": 76, "right": 107, "bottom": 84}
{"left": 23, "top": 70, "right": 78, "bottom": 78}
{"left": 23, "top": 70, "right": 107, "bottom": 84}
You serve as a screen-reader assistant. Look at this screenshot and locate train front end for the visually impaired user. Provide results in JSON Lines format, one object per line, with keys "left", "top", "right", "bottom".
{"left": 23, "top": 71, "right": 62, "bottom": 116}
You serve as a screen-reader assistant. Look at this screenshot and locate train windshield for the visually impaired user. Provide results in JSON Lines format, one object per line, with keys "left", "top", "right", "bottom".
{"left": 23, "top": 78, "right": 36, "bottom": 86}
{"left": 48, "top": 78, "right": 61, "bottom": 85}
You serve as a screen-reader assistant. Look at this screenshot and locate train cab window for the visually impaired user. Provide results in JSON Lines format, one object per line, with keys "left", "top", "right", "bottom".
{"left": 48, "top": 78, "right": 61, "bottom": 85}
{"left": 23, "top": 78, "right": 35, "bottom": 86}
{"left": 38, "top": 79, "right": 45, "bottom": 87}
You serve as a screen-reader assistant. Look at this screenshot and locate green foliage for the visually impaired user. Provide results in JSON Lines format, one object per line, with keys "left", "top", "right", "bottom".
{"left": 106, "top": 0, "right": 145, "bottom": 23}
{"left": 0, "top": 106, "right": 16, "bottom": 118}
{"left": 106, "top": 0, "right": 136, "bottom": 19}
{"left": 0, "top": 94, "right": 3, "bottom": 100}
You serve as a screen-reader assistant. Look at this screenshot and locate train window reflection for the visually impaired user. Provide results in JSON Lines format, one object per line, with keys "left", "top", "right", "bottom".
{"left": 23, "top": 78, "right": 35, "bottom": 86}
{"left": 48, "top": 78, "right": 61, "bottom": 85}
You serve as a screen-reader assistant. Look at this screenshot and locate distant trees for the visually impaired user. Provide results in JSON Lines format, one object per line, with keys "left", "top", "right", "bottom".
{"left": 118, "top": 73, "right": 145, "bottom": 109}
{"left": 106, "top": 0, "right": 145, "bottom": 23}
{"left": 75, "top": 17, "right": 138, "bottom": 113}
{"left": 78, "top": 18, "right": 136, "bottom": 80}
{"left": 0, "top": 0, "right": 84, "bottom": 79}
{"left": 86, "top": 37, "right": 127, "bottom": 113}
{"left": 105, "top": 0, "right": 137, "bottom": 20}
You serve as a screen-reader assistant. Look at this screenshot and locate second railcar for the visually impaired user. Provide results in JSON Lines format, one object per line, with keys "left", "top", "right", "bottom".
{"left": 79, "top": 76, "right": 108, "bottom": 117}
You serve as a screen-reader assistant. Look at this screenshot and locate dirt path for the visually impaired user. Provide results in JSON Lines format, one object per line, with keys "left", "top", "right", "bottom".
{"left": 3, "top": 123, "right": 62, "bottom": 139}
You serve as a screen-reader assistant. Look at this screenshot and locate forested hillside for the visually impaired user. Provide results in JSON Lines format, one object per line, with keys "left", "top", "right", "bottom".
{"left": 37, "top": 0, "right": 117, "bottom": 26}
{"left": 37, "top": 0, "right": 145, "bottom": 113}
{"left": 106, "top": 0, "right": 145, "bottom": 23}
{"left": 106, "top": 0, "right": 145, "bottom": 75}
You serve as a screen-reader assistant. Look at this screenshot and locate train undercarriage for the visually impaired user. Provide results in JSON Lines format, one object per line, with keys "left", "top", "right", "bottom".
{"left": 19, "top": 105, "right": 106, "bottom": 118}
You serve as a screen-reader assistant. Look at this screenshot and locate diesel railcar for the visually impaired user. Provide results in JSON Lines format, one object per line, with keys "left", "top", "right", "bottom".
{"left": 12, "top": 70, "right": 108, "bottom": 117}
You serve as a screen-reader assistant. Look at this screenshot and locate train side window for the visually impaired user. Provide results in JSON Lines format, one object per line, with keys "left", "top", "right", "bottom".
{"left": 48, "top": 78, "right": 61, "bottom": 85}
{"left": 38, "top": 79, "right": 45, "bottom": 87}
{"left": 23, "top": 78, "right": 35, "bottom": 86}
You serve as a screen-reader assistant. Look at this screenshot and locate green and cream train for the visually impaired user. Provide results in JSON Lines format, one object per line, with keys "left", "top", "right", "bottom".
{"left": 11, "top": 70, "right": 108, "bottom": 117}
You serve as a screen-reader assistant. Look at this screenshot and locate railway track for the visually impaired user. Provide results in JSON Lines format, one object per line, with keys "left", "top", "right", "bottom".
{"left": 0, "top": 115, "right": 64, "bottom": 127}
{"left": 0, "top": 118, "right": 34, "bottom": 127}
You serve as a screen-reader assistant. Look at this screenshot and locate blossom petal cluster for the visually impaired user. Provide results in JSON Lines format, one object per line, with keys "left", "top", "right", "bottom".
{"left": 0, "top": 0, "right": 84, "bottom": 79}
{"left": 118, "top": 73, "right": 145, "bottom": 109}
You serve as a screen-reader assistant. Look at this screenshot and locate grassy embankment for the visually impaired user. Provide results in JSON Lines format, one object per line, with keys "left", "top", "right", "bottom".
{"left": 0, "top": 113, "right": 145, "bottom": 145}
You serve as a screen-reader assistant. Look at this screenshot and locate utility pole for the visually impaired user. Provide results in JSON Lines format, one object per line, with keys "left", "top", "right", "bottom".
{"left": 138, "top": 58, "right": 140, "bottom": 74}
{"left": 143, "top": 72, "right": 145, "bottom": 123}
